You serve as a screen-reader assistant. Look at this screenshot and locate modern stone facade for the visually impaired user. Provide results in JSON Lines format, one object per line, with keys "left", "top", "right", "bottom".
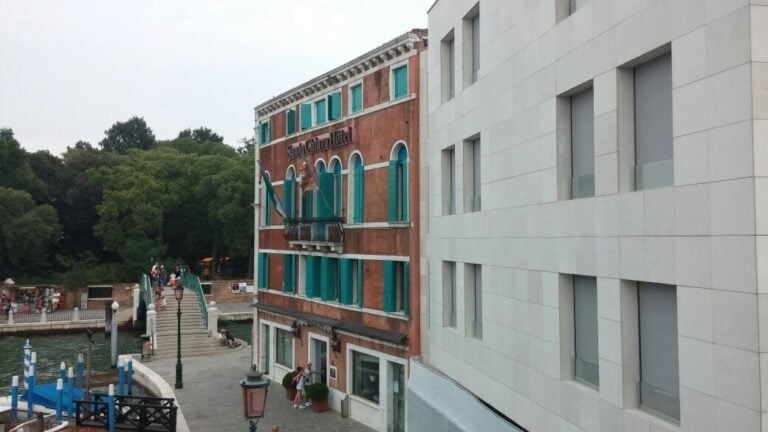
{"left": 252, "top": 30, "right": 426, "bottom": 432}
{"left": 420, "top": 1, "right": 768, "bottom": 431}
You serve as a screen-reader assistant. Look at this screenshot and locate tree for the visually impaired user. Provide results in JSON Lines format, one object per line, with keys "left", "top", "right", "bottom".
{"left": 0, "top": 187, "right": 61, "bottom": 276}
{"left": 178, "top": 127, "right": 224, "bottom": 144}
{"left": 0, "top": 128, "right": 45, "bottom": 199}
{"left": 99, "top": 116, "right": 156, "bottom": 154}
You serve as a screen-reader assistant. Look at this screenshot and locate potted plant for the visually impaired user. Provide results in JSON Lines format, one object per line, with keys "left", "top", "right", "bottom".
{"left": 306, "top": 382, "right": 329, "bottom": 413}
{"left": 282, "top": 371, "right": 298, "bottom": 400}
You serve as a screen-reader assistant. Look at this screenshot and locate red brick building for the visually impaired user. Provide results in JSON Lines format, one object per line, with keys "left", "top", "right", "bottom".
{"left": 252, "top": 30, "right": 426, "bottom": 431}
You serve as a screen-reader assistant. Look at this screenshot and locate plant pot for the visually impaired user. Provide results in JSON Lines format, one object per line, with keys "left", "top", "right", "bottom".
{"left": 311, "top": 398, "right": 328, "bottom": 413}
{"left": 285, "top": 387, "right": 297, "bottom": 401}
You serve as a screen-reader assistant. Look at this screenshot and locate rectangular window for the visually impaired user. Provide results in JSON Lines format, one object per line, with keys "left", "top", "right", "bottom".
{"left": 286, "top": 108, "right": 296, "bottom": 136}
{"left": 638, "top": 282, "right": 679, "bottom": 422}
{"left": 352, "top": 351, "right": 380, "bottom": 404}
{"left": 350, "top": 83, "right": 363, "bottom": 113}
{"left": 352, "top": 259, "right": 362, "bottom": 307}
{"left": 315, "top": 98, "right": 327, "bottom": 125}
{"left": 258, "top": 120, "right": 271, "bottom": 145}
{"left": 275, "top": 328, "right": 293, "bottom": 368}
{"left": 441, "top": 31, "right": 455, "bottom": 102}
{"left": 443, "top": 261, "right": 456, "bottom": 327}
{"left": 328, "top": 92, "right": 342, "bottom": 121}
{"left": 464, "top": 137, "right": 481, "bottom": 212}
{"left": 257, "top": 253, "right": 269, "bottom": 289}
{"left": 465, "top": 264, "right": 482, "bottom": 338}
{"left": 392, "top": 65, "right": 409, "bottom": 99}
{"left": 634, "top": 53, "right": 673, "bottom": 190}
{"left": 573, "top": 276, "right": 599, "bottom": 387}
{"left": 571, "top": 87, "right": 595, "bottom": 198}
{"left": 442, "top": 146, "right": 455, "bottom": 215}
{"left": 87, "top": 285, "right": 113, "bottom": 299}
{"left": 463, "top": 4, "right": 480, "bottom": 87}
{"left": 298, "top": 255, "right": 307, "bottom": 296}
{"left": 300, "top": 103, "right": 312, "bottom": 130}
{"left": 383, "top": 261, "right": 408, "bottom": 314}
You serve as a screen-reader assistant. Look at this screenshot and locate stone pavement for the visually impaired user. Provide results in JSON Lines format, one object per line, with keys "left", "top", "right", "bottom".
{"left": 145, "top": 346, "right": 374, "bottom": 432}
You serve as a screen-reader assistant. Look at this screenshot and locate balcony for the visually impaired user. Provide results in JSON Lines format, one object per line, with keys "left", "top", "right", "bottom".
{"left": 284, "top": 217, "right": 345, "bottom": 252}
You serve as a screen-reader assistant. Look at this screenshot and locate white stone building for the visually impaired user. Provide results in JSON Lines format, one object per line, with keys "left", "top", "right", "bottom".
{"left": 413, "top": 0, "right": 768, "bottom": 431}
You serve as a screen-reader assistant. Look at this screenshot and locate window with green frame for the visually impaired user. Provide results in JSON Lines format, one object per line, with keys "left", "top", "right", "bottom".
{"left": 340, "top": 258, "right": 364, "bottom": 307}
{"left": 392, "top": 65, "right": 408, "bottom": 99}
{"left": 300, "top": 103, "right": 312, "bottom": 130}
{"left": 283, "top": 254, "right": 296, "bottom": 293}
{"left": 349, "top": 154, "right": 364, "bottom": 223}
{"left": 388, "top": 144, "right": 408, "bottom": 222}
{"left": 328, "top": 92, "right": 341, "bottom": 121}
{"left": 383, "top": 260, "right": 409, "bottom": 314}
{"left": 286, "top": 108, "right": 297, "bottom": 135}
{"left": 259, "top": 120, "right": 271, "bottom": 145}
{"left": 350, "top": 83, "right": 363, "bottom": 113}
{"left": 258, "top": 253, "right": 270, "bottom": 289}
{"left": 315, "top": 99, "right": 327, "bottom": 125}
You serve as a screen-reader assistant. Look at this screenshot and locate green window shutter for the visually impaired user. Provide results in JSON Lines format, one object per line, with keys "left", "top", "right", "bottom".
{"left": 335, "top": 174, "right": 342, "bottom": 217}
{"left": 354, "top": 162, "right": 364, "bottom": 223}
{"left": 394, "top": 65, "right": 408, "bottom": 98}
{"left": 351, "top": 85, "right": 363, "bottom": 113}
{"left": 258, "top": 253, "right": 270, "bottom": 288}
{"left": 284, "top": 255, "right": 294, "bottom": 293}
{"left": 284, "top": 179, "right": 294, "bottom": 217}
{"left": 340, "top": 259, "right": 352, "bottom": 304}
{"left": 286, "top": 109, "right": 296, "bottom": 135}
{"left": 306, "top": 256, "right": 315, "bottom": 297}
{"left": 300, "top": 104, "right": 312, "bottom": 130}
{"left": 402, "top": 161, "right": 408, "bottom": 221}
{"left": 320, "top": 257, "right": 331, "bottom": 301}
{"left": 329, "top": 92, "right": 342, "bottom": 120}
{"left": 318, "top": 173, "right": 335, "bottom": 217}
{"left": 316, "top": 99, "right": 327, "bottom": 125}
{"left": 313, "top": 257, "right": 322, "bottom": 297}
{"left": 403, "top": 262, "right": 409, "bottom": 315}
{"left": 387, "top": 160, "right": 398, "bottom": 221}
{"left": 357, "top": 260, "right": 364, "bottom": 307}
{"left": 264, "top": 185, "right": 271, "bottom": 226}
{"left": 383, "top": 261, "right": 395, "bottom": 312}
{"left": 267, "top": 121, "right": 271, "bottom": 143}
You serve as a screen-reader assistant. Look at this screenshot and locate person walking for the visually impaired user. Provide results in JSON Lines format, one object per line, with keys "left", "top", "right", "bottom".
{"left": 302, "top": 362, "right": 313, "bottom": 407}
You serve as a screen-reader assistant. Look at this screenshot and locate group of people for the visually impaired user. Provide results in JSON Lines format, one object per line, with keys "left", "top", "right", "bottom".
{"left": 1, "top": 286, "right": 59, "bottom": 316}
{"left": 219, "top": 328, "right": 241, "bottom": 348}
{"left": 151, "top": 263, "right": 184, "bottom": 299}
{"left": 291, "top": 362, "right": 314, "bottom": 409}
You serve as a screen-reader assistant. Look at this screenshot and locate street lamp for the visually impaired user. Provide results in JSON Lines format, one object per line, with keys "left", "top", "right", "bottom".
{"left": 240, "top": 365, "right": 269, "bottom": 432}
{"left": 174, "top": 285, "right": 184, "bottom": 389}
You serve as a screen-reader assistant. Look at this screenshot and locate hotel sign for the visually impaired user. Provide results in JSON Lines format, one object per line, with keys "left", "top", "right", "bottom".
{"left": 287, "top": 127, "right": 354, "bottom": 159}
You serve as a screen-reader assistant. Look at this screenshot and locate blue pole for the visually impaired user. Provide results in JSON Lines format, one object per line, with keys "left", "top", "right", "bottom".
{"left": 59, "top": 361, "right": 66, "bottom": 382}
{"left": 11, "top": 375, "right": 18, "bottom": 419}
{"left": 117, "top": 358, "right": 125, "bottom": 395}
{"left": 127, "top": 359, "right": 133, "bottom": 395}
{"left": 108, "top": 384, "right": 116, "bottom": 432}
{"left": 56, "top": 378, "right": 63, "bottom": 423}
{"left": 27, "top": 364, "right": 35, "bottom": 418}
{"left": 23, "top": 340, "right": 31, "bottom": 392}
{"left": 67, "top": 367, "right": 75, "bottom": 418}
{"left": 76, "top": 353, "right": 84, "bottom": 389}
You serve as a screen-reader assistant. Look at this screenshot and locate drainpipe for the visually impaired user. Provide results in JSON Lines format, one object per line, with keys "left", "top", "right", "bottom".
{"left": 253, "top": 111, "right": 262, "bottom": 371}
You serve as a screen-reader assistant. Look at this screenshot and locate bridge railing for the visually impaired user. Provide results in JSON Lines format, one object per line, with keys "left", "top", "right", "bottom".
{"left": 179, "top": 268, "right": 208, "bottom": 329}
{"left": 75, "top": 393, "right": 177, "bottom": 432}
{"left": 139, "top": 273, "right": 154, "bottom": 310}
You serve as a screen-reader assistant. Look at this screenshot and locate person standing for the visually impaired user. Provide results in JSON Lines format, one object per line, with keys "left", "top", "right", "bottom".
{"left": 302, "top": 362, "right": 313, "bottom": 407}
{"left": 293, "top": 366, "right": 305, "bottom": 409}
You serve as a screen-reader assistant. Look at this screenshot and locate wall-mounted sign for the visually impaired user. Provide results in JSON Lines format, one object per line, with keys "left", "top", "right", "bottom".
{"left": 287, "top": 126, "right": 353, "bottom": 159}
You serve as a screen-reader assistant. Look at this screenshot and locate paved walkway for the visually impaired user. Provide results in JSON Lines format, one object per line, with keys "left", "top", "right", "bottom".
{"left": 145, "top": 347, "right": 374, "bottom": 432}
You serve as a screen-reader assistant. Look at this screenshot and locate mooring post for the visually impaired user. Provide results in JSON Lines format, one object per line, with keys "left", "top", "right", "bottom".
{"left": 67, "top": 367, "right": 75, "bottom": 417}
{"left": 127, "top": 359, "right": 133, "bottom": 395}
{"left": 23, "top": 339, "right": 31, "bottom": 391}
{"left": 76, "top": 353, "right": 84, "bottom": 389}
{"left": 117, "top": 358, "right": 125, "bottom": 395}
{"left": 107, "top": 384, "right": 116, "bottom": 432}
{"left": 8, "top": 308, "right": 13, "bottom": 324}
{"left": 59, "top": 362, "right": 66, "bottom": 382}
{"left": 27, "top": 364, "right": 35, "bottom": 418}
{"left": 40, "top": 309, "right": 47, "bottom": 323}
{"left": 111, "top": 301, "right": 119, "bottom": 368}
{"left": 55, "top": 378, "right": 63, "bottom": 423}
{"left": 11, "top": 375, "right": 18, "bottom": 419}
{"left": 73, "top": 307, "right": 79, "bottom": 321}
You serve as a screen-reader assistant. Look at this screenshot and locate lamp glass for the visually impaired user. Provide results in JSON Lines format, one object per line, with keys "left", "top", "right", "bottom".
{"left": 174, "top": 286, "right": 184, "bottom": 301}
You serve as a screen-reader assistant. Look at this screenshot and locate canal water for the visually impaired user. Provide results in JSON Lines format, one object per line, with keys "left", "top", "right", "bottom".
{"left": 0, "top": 330, "right": 143, "bottom": 396}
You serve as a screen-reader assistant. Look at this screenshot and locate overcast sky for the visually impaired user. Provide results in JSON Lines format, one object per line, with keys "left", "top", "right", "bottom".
{"left": 0, "top": 0, "right": 430, "bottom": 155}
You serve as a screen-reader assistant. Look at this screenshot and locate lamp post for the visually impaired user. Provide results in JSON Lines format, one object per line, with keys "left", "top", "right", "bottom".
{"left": 174, "top": 285, "right": 184, "bottom": 389}
{"left": 240, "top": 365, "right": 269, "bottom": 432}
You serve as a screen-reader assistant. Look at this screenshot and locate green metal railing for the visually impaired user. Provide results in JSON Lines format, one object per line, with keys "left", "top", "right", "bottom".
{"left": 179, "top": 268, "right": 208, "bottom": 328}
{"left": 139, "top": 273, "right": 154, "bottom": 309}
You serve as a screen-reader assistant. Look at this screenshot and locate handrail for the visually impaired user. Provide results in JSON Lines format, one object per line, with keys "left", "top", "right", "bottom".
{"left": 179, "top": 267, "right": 208, "bottom": 329}
{"left": 139, "top": 273, "right": 154, "bottom": 310}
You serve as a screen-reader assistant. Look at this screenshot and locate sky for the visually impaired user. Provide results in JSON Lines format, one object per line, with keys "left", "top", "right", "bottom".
{"left": 0, "top": 0, "right": 431, "bottom": 155}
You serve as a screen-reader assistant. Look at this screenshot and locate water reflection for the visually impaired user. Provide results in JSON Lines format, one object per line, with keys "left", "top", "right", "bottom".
{"left": 0, "top": 330, "right": 143, "bottom": 395}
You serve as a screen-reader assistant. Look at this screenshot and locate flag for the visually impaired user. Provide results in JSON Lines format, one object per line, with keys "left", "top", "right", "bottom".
{"left": 299, "top": 157, "right": 319, "bottom": 191}
{"left": 257, "top": 161, "right": 287, "bottom": 219}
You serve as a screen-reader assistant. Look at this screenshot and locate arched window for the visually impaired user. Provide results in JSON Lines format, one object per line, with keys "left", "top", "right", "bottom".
{"left": 262, "top": 171, "right": 272, "bottom": 226}
{"left": 388, "top": 144, "right": 408, "bottom": 222}
{"left": 285, "top": 167, "right": 296, "bottom": 218}
{"left": 330, "top": 159, "right": 342, "bottom": 217}
{"left": 348, "top": 153, "right": 364, "bottom": 223}
{"left": 316, "top": 159, "right": 326, "bottom": 174}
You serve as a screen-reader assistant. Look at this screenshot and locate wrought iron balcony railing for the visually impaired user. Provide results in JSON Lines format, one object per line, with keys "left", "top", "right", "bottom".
{"left": 283, "top": 217, "right": 345, "bottom": 249}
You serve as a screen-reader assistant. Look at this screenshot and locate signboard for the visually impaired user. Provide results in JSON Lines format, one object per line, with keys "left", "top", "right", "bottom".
{"left": 287, "top": 127, "right": 353, "bottom": 159}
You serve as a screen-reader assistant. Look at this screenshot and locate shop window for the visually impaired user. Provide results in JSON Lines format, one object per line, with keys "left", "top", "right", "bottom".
{"left": 275, "top": 328, "right": 293, "bottom": 368}
{"left": 352, "top": 351, "right": 380, "bottom": 404}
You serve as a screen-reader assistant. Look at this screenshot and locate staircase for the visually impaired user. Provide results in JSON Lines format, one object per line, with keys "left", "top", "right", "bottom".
{"left": 153, "top": 288, "right": 225, "bottom": 360}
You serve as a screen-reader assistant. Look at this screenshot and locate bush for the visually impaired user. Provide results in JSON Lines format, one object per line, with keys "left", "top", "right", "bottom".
{"left": 306, "top": 382, "right": 329, "bottom": 401}
{"left": 282, "top": 371, "right": 298, "bottom": 388}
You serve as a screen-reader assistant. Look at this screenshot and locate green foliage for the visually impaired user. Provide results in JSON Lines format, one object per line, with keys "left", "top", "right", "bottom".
{"left": 305, "top": 382, "right": 329, "bottom": 401}
{"left": 178, "top": 127, "right": 224, "bottom": 144}
{"left": 99, "top": 116, "right": 156, "bottom": 153}
{"left": 282, "top": 371, "right": 298, "bottom": 388}
{"left": 0, "top": 187, "right": 61, "bottom": 276}
{"left": 0, "top": 128, "right": 45, "bottom": 198}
